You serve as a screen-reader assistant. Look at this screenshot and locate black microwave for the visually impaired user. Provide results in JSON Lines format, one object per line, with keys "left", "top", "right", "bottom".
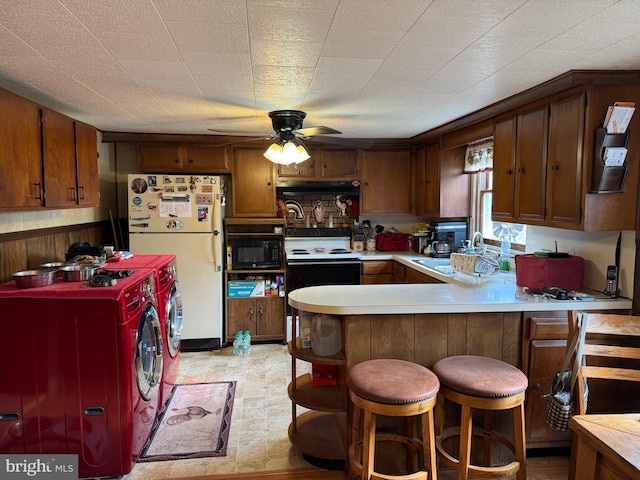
{"left": 230, "top": 239, "right": 281, "bottom": 269}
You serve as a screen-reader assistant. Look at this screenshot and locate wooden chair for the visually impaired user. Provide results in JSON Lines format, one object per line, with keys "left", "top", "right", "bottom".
{"left": 569, "top": 311, "right": 640, "bottom": 415}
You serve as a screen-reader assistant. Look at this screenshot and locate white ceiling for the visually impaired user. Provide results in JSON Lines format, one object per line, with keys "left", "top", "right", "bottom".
{"left": 2, "top": 0, "right": 640, "bottom": 141}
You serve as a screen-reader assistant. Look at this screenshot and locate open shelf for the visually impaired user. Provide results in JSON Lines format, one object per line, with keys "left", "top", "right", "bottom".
{"left": 288, "top": 411, "right": 347, "bottom": 460}
{"left": 288, "top": 373, "right": 346, "bottom": 412}
{"left": 287, "top": 339, "right": 345, "bottom": 365}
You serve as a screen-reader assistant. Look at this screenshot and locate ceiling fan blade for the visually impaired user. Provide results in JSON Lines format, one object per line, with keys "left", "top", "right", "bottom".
{"left": 207, "top": 128, "right": 272, "bottom": 135}
{"left": 295, "top": 126, "right": 342, "bottom": 136}
{"left": 306, "top": 136, "right": 373, "bottom": 148}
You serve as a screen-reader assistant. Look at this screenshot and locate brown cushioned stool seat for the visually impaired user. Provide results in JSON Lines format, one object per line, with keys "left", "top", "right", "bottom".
{"left": 432, "top": 355, "right": 528, "bottom": 480}
{"left": 347, "top": 359, "right": 440, "bottom": 480}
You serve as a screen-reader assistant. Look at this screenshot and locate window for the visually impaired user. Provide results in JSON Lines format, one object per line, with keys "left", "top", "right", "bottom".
{"left": 471, "top": 170, "right": 526, "bottom": 250}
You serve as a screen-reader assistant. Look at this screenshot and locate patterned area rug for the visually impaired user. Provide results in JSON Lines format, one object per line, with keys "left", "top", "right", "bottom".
{"left": 139, "top": 381, "right": 236, "bottom": 462}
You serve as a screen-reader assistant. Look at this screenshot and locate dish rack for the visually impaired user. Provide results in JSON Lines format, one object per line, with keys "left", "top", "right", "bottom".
{"left": 450, "top": 251, "right": 500, "bottom": 276}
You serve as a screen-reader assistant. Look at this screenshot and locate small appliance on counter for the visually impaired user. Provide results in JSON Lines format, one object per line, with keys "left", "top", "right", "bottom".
{"left": 429, "top": 221, "right": 467, "bottom": 258}
{"left": 412, "top": 232, "right": 433, "bottom": 254}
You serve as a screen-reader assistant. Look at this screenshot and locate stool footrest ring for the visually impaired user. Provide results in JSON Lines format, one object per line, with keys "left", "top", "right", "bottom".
{"left": 436, "top": 427, "right": 520, "bottom": 477}
{"left": 349, "top": 434, "right": 429, "bottom": 480}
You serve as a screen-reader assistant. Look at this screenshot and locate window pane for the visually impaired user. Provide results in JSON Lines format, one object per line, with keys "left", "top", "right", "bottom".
{"left": 480, "top": 191, "right": 527, "bottom": 245}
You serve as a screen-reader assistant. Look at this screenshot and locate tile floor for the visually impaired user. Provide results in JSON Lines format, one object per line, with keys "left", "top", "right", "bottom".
{"left": 122, "top": 344, "right": 314, "bottom": 480}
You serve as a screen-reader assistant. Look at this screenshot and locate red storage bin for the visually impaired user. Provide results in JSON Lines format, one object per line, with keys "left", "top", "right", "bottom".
{"left": 515, "top": 254, "right": 585, "bottom": 291}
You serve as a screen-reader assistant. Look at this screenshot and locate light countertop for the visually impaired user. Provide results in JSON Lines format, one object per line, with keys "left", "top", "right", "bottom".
{"left": 289, "top": 251, "right": 632, "bottom": 314}
{"left": 288, "top": 283, "right": 631, "bottom": 315}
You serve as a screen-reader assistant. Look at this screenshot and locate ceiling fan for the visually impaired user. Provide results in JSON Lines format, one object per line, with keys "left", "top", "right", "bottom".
{"left": 208, "top": 110, "right": 373, "bottom": 149}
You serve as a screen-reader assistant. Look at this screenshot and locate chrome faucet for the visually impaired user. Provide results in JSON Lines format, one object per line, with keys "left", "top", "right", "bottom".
{"left": 471, "top": 231, "right": 486, "bottom": 254}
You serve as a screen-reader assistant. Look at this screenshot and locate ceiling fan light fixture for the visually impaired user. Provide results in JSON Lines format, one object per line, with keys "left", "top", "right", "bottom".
{"left": 263, "top": 136, "right": 310, "bottom": 165}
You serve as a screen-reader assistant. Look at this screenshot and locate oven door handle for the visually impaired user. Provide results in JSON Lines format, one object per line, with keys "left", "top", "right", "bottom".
{"left": 287, "top": 260, "right": 361, "bottom": 266}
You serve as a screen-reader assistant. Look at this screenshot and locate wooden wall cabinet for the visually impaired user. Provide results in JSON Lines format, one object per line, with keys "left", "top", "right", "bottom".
{"left": 231, "top": 148, "right": 276, "bottom": 217}
{"left": 139, "top": 144, "right": 230, "bottom": 173}
{"left": 413, "top": 143, "right": 469, "bottom": 218}
{"left": 493, "top": 82, "right": 640, "bottom": 231}
{"left": 278, "top": 149, "right": 358, "bottom": 180}
{"left": 0, "top": 88, "right": 43, "bottom": 209}
{"left": 41, "top": 109, "right": 99, "bottom": 208}
{"left": 360, "top": 150, "right": 412, "bottom": 214}
{"left": 75, "top": 122, "right": 99, "bottom": 206}
{"left": 0, "top": 88, "right": 98, "bottom": 210}
{"left": 493, "top": 102, "right": 549, "bottom": 225}
{"left": 42, "top": 109, "right": 78, "bottom": 208}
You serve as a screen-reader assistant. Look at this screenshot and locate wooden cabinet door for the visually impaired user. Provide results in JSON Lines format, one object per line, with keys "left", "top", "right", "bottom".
{"left": 139, "top": 144, "right": 183, "bottom": 171}
{"left": 186, "top": 146, "right": 230, "bottom": 173}
{"left": 42, "top": 109, "right": 77, "bottom": 208}
{"left": 0, "top": 88, "right": 43, "bottom": 209}
{"left": 492, "top": 115, "right": 517, "bottom": 222}
{"left": 75, "top": 122, "right": 99, "bottom": 206}
{"left": 424, "top": 143, "right": 440, "bottom": 217}
{"left": 405, "top": 268, "right": 443, "bottom": 284}
{"left": 232, "top": 148, "right": 276, "bottom": 217}
{"left": 515, "top": 103, "right": 548, "bottom": 224}
{"left": 526, "top": 339, "right": 572, "bottom": 445}
{"left": 439, "top": 146, "right": 469, "bottom": 218}
{"left": 547, "top": 90, "right": 585, "bottom": 228}
{"left": 227, "top": 298, "right": 256, "bottom": 338}
{"left": 277, "top": 156, "right": 316, "bottom": 178}
{"left": 412, "top": 145, "right": 427, "bottom": 215}
{"left": 361, "top": 150, "right": 412, "bottom": 214}
{"left": 393, "top": 261, "right": 407, "bottom": 283}
{"left": 320, "top": 149, "right": 358, "bottom": 178}
{"left": 255, "top": 297, "right": 284, "bottom": 336}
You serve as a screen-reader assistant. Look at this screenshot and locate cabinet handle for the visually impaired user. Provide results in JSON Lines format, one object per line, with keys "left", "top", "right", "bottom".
{"left": 34, "top": 183, "right": 43, "bottom": 200}
{"left": 174, "top": 158, "right": 179, "bottom": 163}
{"left": 517, "top": 167, "right": 525, "bottom": 174}
{"left": 534, "top": 383, "right": 541, "bottom": 391}
{"left": 249, "top": 306, "right": 254, "bottom": 320}
{"left": 70, "top": 186, "right": 77, "bottom": 201}
{"left": 259, "top": 306, "right": 264, "bottom": 321}
{"left": 188, "top": 159, "right": 193, "bottom": 163}
{"left": 506, "top": 170, "right": 513, "bottom": 175}
{"left": 551, "top": 164, "right": 559, "bottom": 171}
{"left": 78, "top": 185, "right": 86, "bottom": 200}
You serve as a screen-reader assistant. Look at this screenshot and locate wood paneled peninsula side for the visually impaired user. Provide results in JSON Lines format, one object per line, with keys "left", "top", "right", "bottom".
{"left": 286, "top": 283, "right": 631, "bottom": 462}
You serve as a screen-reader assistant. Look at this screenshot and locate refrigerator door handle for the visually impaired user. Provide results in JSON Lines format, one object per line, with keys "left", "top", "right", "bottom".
{"left": 212, "top": 193, "right": 222, "bottom": 272}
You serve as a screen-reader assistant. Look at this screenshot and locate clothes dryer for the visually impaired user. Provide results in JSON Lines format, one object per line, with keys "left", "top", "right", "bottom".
{"left": 104, "top": 254, "right": 182, "bottom": 409}
{"left": 0, "top": 268, "right": 163, "bottom": 478}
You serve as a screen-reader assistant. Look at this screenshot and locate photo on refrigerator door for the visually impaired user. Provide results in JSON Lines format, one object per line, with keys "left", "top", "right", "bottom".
{"left": 198, "top": 206, "right": 209, "bottom": 222}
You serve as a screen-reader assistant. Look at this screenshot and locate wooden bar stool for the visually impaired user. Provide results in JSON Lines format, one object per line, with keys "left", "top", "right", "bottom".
{"left": 432, "top": 355, "right": 528, "bottom": 480}
{"left": 346, "top": 358, "right": 440, "bottom": 480}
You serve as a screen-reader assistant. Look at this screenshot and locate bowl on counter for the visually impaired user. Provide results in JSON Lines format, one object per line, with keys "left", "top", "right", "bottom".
{"left": 13, "top": 269, "right": 57, "bottom": 288}
{"left": 60, "top": 264, "right": 97, "bottom": 282}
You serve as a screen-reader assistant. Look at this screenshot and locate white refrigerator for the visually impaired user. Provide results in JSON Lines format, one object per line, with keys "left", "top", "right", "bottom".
{"left": 127, "top": 174, "right": 225, "bottom": 350}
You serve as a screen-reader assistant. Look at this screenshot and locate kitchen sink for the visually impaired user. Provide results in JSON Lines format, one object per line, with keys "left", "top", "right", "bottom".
{"left": 412, "top": 258, "right": 451, "bottom": 269}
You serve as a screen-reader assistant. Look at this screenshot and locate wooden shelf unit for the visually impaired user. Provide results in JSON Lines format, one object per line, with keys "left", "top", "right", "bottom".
{"left": 223, "top": 218, "right": 286, "bottom": 344}
{"left": 288, "top": 307, "right": 348, "bottom": 462}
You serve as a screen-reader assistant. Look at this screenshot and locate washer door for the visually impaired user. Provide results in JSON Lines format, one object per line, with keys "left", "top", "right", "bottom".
{"left": 135, "top": 304, "right": 163, "bottom": 400}
{"left": 165, "top": 281, "right": 183, "bottom": 357}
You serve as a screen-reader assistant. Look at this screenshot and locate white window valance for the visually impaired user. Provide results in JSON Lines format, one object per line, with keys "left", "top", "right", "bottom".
{"left": 464, "top": 138, "right": 493, "bottom": 173}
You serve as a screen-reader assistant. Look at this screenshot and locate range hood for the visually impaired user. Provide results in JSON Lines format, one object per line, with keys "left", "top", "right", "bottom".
{"left": 276, "top": 180, "right": 359, "bottom": 195}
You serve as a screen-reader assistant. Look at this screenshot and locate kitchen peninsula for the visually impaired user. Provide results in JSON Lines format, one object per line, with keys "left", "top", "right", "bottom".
{"left": 286, "top": 280, "right": 631, "bottom": 464}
